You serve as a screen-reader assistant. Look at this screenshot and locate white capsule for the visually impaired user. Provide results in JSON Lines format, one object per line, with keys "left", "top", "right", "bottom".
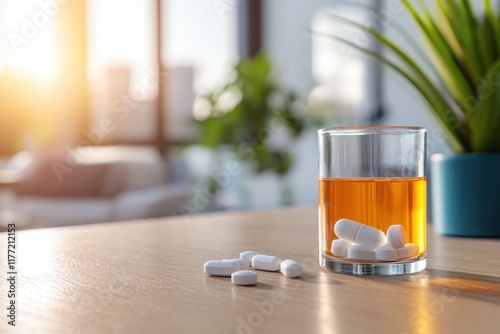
{"left": 230, "top": 259, "right": 250, "bottom": 270}
{"left": 252, "top": 255, "right": 282, "bottom": 271}
{"left": 375, "top": 245, "right": 398, "bottom": 262}
{"left": 397, "top": 243, "right": 419, "bottom": 259}
{"left": 386, "top": 225, "right": 406, "bottom": 249}
{"left": 280, "top": 259, "right": 301, "bottom": 278}
{"left": 334, "top": 218, "right": 386, "bottom": 249}
{"left": 204, "top": 259, "right": 241, "bottom": 276}
{"left": 231, "top": 270, "right": 258, "bottom": 285}
{"left": 240, "top": 251, "right": 261, "bottom": 266}
{"left": 330, "top": 239, "right": 351, "bottom": 257}
{"left": 346, "top": 244, "right": 375, "bottom": 261}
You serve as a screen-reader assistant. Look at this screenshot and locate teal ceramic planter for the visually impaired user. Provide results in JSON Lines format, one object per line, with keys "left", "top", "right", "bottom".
{"left": 431, "top": 153, "right": 500, "bottom": 237}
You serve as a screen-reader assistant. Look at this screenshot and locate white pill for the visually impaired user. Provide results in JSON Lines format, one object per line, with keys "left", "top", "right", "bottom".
{"left": 240, "top": 251, "right": 261, "bottom": 266}
{"left": 397, "top": 243, "right": 419, "bottom": 259}
{"left": 280, "top": 259, "right": 301, "bottom": 278}
{"left": 346, "top": 244, "right": 375, "bottom": 261}
{"left": 204, "top": 260, "right": 240, "bottom": 276}
{"left": 375, "top": 245, "right": 398, "bottom": 262}
{"left": 252, "top": 255, "right": 282, "bottom": 271}
{"left": 331, "top": 239, "right": 351, "bottom": 257}
{"left": 334, "top": 218, "right": 386, "bottom": 249}
{"left": 386, "top": 225, "right": 406, "bottom": 249}
{"left": 230, "top": 259, "right": 250, "bottom": 270}
{"left": 231, "top": 270, "right": 258, "bottom": 285}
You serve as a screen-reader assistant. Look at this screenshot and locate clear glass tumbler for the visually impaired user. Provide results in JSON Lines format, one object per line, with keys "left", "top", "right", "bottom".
{"left": 318, "top": 126, "right": 427, "bottom": 275}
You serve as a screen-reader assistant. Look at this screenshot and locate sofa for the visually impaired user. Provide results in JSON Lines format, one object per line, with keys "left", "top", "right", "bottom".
{"left": 2, "top": 146, "right": 190, "bottom": 229}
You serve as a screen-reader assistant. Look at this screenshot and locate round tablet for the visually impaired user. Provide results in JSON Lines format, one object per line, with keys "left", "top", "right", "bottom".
{"left": 347, "top": 244, "right": 375, "bottom": 261}
{"left": 331, "top": 239, "right": 351, "bottom": 257}
{"left": 397, "top": 243, "right": 419, "bottom": 259}
{"left": 386, "top": 225, "right": 406, "bottom": 249}
{"left": 375, "top": 245, "right": 398, "bottom": 262}
{"left": 231, "top": 270, "right": 257, "bottom": 285}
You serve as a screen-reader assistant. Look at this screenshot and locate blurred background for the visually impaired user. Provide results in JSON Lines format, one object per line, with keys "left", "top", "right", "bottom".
{"left": 0, "top": 0, "right": 448, "bottom": 230}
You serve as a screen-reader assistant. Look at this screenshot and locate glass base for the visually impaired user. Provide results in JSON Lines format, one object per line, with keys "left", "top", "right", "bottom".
{"left": 320, "top": 253, "right": 426, "bottom": 275}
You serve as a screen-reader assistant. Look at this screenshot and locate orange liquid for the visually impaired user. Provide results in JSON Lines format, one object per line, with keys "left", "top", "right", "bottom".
{"left": 319, "top": 177, "right": 426, "bottom": 257}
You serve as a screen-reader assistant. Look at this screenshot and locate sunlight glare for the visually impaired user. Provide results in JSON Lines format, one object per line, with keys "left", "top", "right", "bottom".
{"left": 2, "top": 0, "right": 58, "bottom": 80}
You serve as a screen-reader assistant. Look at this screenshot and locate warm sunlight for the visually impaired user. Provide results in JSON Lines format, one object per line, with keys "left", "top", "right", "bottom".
{"left": 5, "top": 35, "right": 58, "bottom": 80}
{"left": 0, "top": 0, "right": 58, "bottom": 80}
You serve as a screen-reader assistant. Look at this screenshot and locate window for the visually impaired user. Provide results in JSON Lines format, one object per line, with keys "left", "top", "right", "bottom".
{"left": 86, "top": 0, "right": 238, "bottom": 146}
{"left": 0, "top": 0, "right": 61, "bottom": 155}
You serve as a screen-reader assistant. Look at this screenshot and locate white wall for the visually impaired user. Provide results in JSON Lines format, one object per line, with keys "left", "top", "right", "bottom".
{"left": 258, "top": 0, "right": 331, "bottom": 207}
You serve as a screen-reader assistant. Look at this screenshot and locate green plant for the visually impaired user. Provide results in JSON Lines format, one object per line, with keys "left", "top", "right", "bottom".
{"left": 193, "top": 53, "right": 312, "bottom": 203}
{"left": 325, "top": 0, "right": 500, "bottom": 153}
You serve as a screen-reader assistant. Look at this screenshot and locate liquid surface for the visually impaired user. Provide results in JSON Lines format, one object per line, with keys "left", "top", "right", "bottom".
{"left": 319, "top": 177, "right": 426, "bottom": 257}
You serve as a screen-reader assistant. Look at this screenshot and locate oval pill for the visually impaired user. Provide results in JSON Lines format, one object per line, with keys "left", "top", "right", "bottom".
{"left": 375, "top": 245, "right": 398, "bottom": 262}
{"left": 240, "top": 251, "right": 261, "bottom": 266}
{"left": 331, "top": 239, "right": 351, "bottom": 257}
{"left": 386, "top": 225, "right": 406, "bottom": 249}
{"left": 397, "top": 243, "right": 419, "bottom": 259}
{"left": 280, "top": 259, "right": 301, "bottom": 278}
{"left": 347, "top": 244, "right": 375, "bottom": 261}
{"left": 252, "top": 255, "right": 282, "bottom": 271}
{"left": 204, "top": 260, "right": 240, "bottom": 276}
{"left": 231, "top": 270, "right": 258, "bottom": 285}
{"left": 334, "top": 218, "right": 386, "bottom": 249}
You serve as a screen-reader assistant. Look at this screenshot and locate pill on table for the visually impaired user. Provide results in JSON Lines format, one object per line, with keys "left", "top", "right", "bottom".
{"left": 331, "top": 239, "right": 351, "bottom": 257}
{"left": 386, "top": 225, "right": 406, "bottom": 249}
{"left": 280, "top": 259, "right": 301, "bottom": 278}
{"left": 347, "top": 244, "right": 375, "bottom": 261}
{"left": 375, "top": 245, "right": 398, "bottom": 262}
{"left": 204, "top": 260, "right": 240, "bottom": 276}
{"left": 240, "top": 251, "right": 261, "bottom": 266}
{"left": 252, "top": 255, "right": 282, "bottom": 271}
{"left": 230, "top": 259, "right": 250, "bottom": 270}
{"left": 397, "top": 243, "right": 419, "bottom": 259}
{"left": 334, "top": 218, "right": 386, "bottom": 249}
{"left": 231, "top": 270, "right": 258, "bottom": 286}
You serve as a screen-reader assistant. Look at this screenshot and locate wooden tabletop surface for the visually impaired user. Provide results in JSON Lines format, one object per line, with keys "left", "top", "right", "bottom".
{"left": 1, "top": 206, "right": 499, "bottom": 334}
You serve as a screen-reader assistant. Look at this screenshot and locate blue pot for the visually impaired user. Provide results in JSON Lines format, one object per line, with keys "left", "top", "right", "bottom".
{"left": 431, "top": 153, "right": 500, "bottom": 237}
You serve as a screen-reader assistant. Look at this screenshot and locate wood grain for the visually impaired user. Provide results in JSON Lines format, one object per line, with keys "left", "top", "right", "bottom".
{"left": 0, "top": 206, "right": 499, "bottom": 334}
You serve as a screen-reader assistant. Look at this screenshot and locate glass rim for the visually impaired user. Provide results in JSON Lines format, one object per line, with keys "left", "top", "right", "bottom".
{"left": 318, "top": 126, "right": 426, "bottom": 136}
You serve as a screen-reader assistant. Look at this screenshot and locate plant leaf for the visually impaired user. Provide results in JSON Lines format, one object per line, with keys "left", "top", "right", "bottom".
{"left": 434, "top": 0, "right": 477, "bottom": 87}
{"left": 471, "top": 57, "right": 500, "bottom": 150}
{"left": 465, "top": 0, "right": 493, "bottom": 70}
{"left": 402, "top": 0, "right": 475, "bottom": 109}
{"left": 317, "top": 32, "right": 467, "bottom": 152}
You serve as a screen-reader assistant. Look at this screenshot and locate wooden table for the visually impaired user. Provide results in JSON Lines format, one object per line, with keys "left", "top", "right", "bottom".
{"left": 1, "top": 207, "right": 499, "bottom": 334}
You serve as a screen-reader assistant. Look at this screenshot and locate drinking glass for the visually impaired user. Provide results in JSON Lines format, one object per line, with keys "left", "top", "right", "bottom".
{"left": 318, "top": 126, "right": 427, "bottom": 275}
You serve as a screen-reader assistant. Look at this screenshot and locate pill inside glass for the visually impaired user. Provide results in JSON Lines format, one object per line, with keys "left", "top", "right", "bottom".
{"left": 318, "top": 126, "right": 427, "bottom": 275}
